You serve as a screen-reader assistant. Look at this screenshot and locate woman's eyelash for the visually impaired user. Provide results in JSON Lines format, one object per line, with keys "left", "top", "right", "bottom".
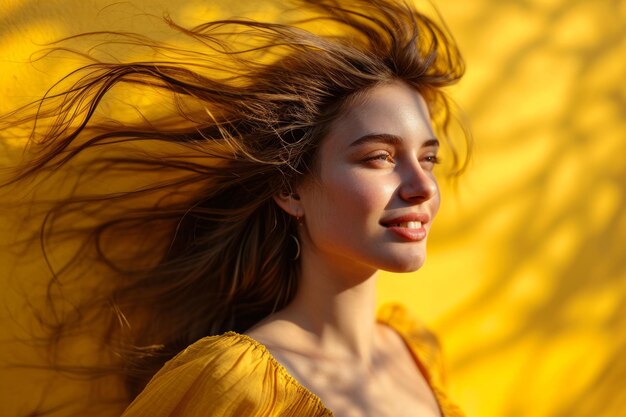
{"left": 365, "top": 152, "right": 394, "bottom": 162}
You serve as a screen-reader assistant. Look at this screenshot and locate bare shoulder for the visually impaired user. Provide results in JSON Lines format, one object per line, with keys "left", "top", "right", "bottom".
{"left": 244, "top": 311, "right": 314, "bottom": 351}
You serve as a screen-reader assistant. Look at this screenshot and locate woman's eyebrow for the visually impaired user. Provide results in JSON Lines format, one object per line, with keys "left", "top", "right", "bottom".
{"left": 349, "top": 133, "right": 439, "bottom": 148}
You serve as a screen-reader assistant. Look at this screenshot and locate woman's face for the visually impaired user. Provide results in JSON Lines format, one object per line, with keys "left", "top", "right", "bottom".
{"left": 296, "top": 80, "right": 441, "bottom": 275}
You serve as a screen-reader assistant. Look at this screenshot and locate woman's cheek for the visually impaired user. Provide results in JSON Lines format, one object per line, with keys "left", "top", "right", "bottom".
{"left": 330, "top": 175, "right": 387, "bottom": 229}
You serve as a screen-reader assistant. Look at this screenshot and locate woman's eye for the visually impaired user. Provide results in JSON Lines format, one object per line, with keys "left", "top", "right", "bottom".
{"left": 421, "top": 155, "right": 441, "bottom": 170}
{"left": 365, "top": 152, "right": 395, "bottom": 164}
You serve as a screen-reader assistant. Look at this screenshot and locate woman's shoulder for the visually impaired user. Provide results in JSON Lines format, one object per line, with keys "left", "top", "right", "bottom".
{"left": 156, "top": 332, "right": 266, "bottom": 376}
{"left": 122, "top": 332, "right": 330, "bottom": 417}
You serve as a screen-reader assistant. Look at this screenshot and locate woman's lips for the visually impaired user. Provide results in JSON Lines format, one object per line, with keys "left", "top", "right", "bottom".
{"left": 380, "top": 214, "right": 430, "bottom": 242}
{"left": 385, "top": 223, "right": 427, "bottom": 241}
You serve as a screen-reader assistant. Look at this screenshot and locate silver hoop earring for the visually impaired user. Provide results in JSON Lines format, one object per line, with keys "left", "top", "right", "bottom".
{"left": 289, "top": 234, "right": 301, "bottom": 260}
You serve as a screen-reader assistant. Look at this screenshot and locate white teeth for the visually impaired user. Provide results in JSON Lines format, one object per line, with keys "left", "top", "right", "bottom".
{"left": 396, "top": 221, "right": 422, "bottom": 229}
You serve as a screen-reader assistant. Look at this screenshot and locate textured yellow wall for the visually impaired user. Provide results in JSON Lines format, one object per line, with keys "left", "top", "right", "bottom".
{"left": 1, "top": 1, "right": 625, "bottom": 416}
{"left": 379, "top": 1, "right": 626, "bottom": 416}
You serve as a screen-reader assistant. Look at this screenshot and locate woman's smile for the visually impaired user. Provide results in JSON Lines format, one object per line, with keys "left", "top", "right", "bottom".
{"left": 380, "top": 212, "right": 431, "bottom": 241}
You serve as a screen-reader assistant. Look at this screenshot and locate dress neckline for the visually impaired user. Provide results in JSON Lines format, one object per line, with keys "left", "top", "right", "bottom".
{"left": 222, "top": 303, "right": 445, "bottom": 417}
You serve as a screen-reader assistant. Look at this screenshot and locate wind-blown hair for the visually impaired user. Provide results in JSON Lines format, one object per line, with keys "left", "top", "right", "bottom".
{"left": 1, "top": 0, "right": 468, "bottom": 406}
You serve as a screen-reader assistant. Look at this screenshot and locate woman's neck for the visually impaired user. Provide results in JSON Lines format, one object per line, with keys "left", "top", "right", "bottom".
{"left": 257, "top": 248, "right": 380, "bottom": 364}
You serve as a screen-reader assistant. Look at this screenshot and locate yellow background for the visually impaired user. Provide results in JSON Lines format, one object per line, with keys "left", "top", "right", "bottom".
{"left": 1, "top": 1, "right": 625, "bottom": 416}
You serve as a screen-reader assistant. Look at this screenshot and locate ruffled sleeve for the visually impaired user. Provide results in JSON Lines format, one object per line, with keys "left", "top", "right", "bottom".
{"left": 121, "top": 332, "right": 331, "bottom": 417}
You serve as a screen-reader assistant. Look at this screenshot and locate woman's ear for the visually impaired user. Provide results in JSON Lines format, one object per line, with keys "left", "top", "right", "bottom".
{"left": 273, "top": 190, "right": 303, "bottom": 217}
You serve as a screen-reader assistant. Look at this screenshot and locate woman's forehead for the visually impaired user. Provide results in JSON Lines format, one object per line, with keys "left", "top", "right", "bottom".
{"left": 324, "top": 81, "right": 436, "bottom": 149}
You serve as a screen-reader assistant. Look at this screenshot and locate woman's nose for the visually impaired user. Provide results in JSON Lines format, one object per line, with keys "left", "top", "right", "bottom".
{"left": 398, "top": 163, "right": 438, "bottom": 203}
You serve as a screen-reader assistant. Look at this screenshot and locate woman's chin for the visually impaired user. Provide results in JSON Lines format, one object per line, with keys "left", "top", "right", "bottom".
{"left": 380, "top": 252, "right": 427, "bottom": 273}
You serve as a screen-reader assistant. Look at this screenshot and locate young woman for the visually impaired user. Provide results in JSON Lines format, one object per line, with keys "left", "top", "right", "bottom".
{"left": 3, "top": 0, "right": 470, "bottom": 416}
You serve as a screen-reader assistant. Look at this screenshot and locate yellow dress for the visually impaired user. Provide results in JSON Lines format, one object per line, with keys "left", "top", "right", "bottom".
{"left": 122, "top": 304, "right": 466, "bottom": 417}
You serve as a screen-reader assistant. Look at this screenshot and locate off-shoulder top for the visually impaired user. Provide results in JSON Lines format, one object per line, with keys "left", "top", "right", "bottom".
{"left": 121, "top": 304, "right": 466, "bottom": 416}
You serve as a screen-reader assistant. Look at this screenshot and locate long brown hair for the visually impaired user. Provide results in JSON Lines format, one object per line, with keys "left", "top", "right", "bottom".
{"left": 1, "top": 0, "right": 468, "bottom": 408}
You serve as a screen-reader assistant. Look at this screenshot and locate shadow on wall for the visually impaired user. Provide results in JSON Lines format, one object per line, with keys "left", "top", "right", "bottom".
{"left": 433, "top": 0, "right": 626, "bottom": 416}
